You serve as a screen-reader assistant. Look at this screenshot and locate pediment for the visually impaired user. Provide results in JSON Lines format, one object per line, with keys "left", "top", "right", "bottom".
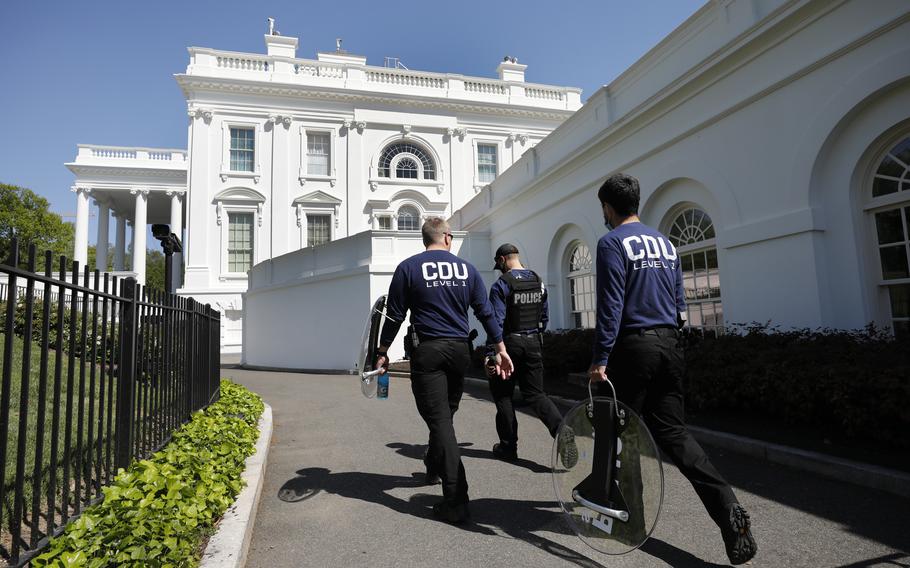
{"left": 293, "top": 190, "right": 342, "bottom": 205}
{"left": 213, "top": 187, "right": 266, "bottom": 203}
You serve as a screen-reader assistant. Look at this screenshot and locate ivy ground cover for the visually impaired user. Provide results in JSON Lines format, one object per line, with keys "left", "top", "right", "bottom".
{"left": 32, "top": 379, "right": 264, "bottom": 567}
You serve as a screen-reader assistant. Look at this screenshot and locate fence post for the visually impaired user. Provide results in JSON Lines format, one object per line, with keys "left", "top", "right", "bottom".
{"left": 114, "top": 277, "right": 138, "bottom": 470}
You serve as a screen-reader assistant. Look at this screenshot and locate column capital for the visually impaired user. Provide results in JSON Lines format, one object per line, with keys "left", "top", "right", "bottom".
{"left": 129, "top": 188, "right": 150, "bottom": 196}
{"left": 268, "top": 114, "right": 292, "bottom": 128}
{"left": 71, "top": 185, "right": 91, "bottom": 195}
{"left": 188, "top": 107, "right": 214, "bottom": 121}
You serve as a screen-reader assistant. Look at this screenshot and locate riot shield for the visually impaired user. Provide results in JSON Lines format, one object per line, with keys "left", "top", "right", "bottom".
{"left": 552, "top": 385, "right": 663, "bottom": 555}
{"left": 356, "top": 295, "right": 388, "bottom": 399}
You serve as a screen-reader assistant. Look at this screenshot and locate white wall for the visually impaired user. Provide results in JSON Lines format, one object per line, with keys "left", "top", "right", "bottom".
{"left": 242, "top": 229, "right": 492, "bottom": 371}
{"left": 452, "top": 0, "right": 910, "bottom": 332}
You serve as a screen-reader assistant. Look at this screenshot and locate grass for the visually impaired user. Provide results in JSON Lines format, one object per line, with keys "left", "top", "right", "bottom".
{"left": 0, "top": 328, "right": 118, "bottom": 556}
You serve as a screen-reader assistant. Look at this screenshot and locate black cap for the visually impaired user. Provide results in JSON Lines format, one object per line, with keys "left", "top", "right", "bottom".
{"left": 493, "top": 243, "right": 520, "bottom": 269}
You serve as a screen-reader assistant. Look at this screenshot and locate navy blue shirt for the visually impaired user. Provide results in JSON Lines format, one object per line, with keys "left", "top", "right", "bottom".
{"left": 380, "top": 249, "right": 502, "bottom": 347}
{"left": 489, "top": 268, "right": 549, "bottom": 335}
{"left": 592, "top": 222, "right": 685, "bottom": 367}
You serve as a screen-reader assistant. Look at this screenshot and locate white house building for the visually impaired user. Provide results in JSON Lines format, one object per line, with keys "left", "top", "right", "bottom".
{"left": 241, "top": 0, "right": 910, "bottom": 371}
{"left": 67, "top": 29, "right": 582, "bottom": 352}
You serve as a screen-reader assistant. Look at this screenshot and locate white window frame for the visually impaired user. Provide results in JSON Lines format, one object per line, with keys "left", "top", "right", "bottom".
{"left": 218, "top": 203, "right": 261, "bottom": 280}
{"left": 473, "top": 138, "right": 502, "bottom": 189}
{"left": 565, "top": 241, "right": 595, "bottom": 329}
{"left": 298, "top": 126, "right": 337, "bottom": 186}
{"left": 295, "top": 200, "right": 339, "bottom": 248}
{"left": 863, "top": 133, "right": 910, "bottom": 337}
{"left": 395, "top": 204, "right": 423, "bottom": 232}
{"left": 664, "top": 206, "right": 724, "bottom": 335}
{"left": 221, "top": 121, "right": 262, "bottom": 183}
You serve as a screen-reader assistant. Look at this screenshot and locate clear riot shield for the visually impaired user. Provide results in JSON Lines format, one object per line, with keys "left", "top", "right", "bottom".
{"left": 551, "top": 382, "right": 664, "bottom": 555}
{"left": 356, "top": 295, "right": 388, "bottom": 399}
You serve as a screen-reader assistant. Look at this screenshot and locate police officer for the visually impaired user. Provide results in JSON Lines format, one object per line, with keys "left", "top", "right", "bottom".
{"left": 375, "top": 217, "right": 513, "bottom": 524}
{"left": 485, "top": 244, "right": 576, "bottom": 468}
{"left": 589, "top": 173, "right": 757, "bottom": 565}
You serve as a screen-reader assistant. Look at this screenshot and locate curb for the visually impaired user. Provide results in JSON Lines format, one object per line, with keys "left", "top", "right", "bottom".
{"left": 459, "top": 375, "right": 910, "bottom": 499}
{"left": 686, "top": 426, "right": 910, "bottom": 499}
{"left": 199, "top": 403, "right": 273, "bottom": 568}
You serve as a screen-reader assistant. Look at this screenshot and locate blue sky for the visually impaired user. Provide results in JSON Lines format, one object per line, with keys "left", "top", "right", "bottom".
{"left": 0, "top": 0, "right": 703, "bottom": 229}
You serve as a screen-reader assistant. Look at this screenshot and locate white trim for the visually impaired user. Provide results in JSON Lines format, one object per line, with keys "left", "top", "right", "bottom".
{"left": 298, "top": 125, "right": 338, "bottom": 186}
{"left": 221, "top": 121, "right": 262, "bottom": 183}
{"left": 472, "top": 138, "right": 501, "bottom": 189}
{"left": 220, "top": 206, "right": 259, "bottom": 280}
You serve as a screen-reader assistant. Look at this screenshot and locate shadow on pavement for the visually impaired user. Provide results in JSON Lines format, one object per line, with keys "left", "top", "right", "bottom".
{"left": 387, "top": 441, "right": 552, "bottom": 474}
{"left": 639, "top": 537, "right": 730, "bottom": 567}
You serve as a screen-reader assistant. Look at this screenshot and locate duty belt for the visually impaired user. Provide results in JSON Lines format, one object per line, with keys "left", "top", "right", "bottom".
{"left": 507, "top": 330, "right": 539, "bottom": 337}
{"left": 618, "top": 325, "right": 678, "bottom": 339}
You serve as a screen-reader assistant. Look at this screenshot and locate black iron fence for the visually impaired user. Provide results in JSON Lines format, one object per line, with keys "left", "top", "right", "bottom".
{"left": 0, "top": 239, "right": 220, "bottom": 566}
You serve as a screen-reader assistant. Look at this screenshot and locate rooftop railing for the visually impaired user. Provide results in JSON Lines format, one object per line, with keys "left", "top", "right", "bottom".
{"left": 74, "top": 145, "right": 187, "bottom": 164}
{"left": 186, "top": 48, "right": 583, "bottom": 111}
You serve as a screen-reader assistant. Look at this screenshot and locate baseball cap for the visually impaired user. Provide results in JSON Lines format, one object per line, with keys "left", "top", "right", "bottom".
{"left": 493, "top": 243, "right": 520, "bottom": 269}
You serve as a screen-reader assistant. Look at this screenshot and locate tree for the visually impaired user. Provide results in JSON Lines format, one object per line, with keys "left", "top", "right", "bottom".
{"left": 145, "top": 250, "right": 166, "bottom": 292}
{"left": 0, "top": 183, "right": 74, "bottom": 265}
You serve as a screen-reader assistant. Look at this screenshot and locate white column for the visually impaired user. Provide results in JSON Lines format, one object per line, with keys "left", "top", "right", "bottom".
{"left": 95, "top": 199, "right": 110, "bottom": 271}
{"left": 132, "top": 189, "right": 148, "bottom": 285}
{"left": 72, "top": 186, "right": 90, "bottom": 266}
{"left": 169, "top": 192, "right": 183, "bottom": 241}
{"left": 113, "top": 214, "right": 126, "bottom": 270}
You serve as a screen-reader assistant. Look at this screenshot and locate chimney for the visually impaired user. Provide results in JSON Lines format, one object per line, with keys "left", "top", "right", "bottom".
{"left": 265, "top": 34, "right": 298, "bottom": 57}
{"left": 497, "top": 56, "right": 527, "bottom": 82}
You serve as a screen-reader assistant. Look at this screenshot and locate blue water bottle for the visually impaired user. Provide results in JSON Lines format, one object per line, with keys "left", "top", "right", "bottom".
{"left": 377, "top": 372, "right": 390, "bottom": 400}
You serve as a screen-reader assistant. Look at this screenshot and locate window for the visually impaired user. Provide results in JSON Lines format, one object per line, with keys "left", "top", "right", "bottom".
{"left": 307, "top": 214, "right": 331, "bottom": 246}
{"left": 397, "top": 206, "right": 421, "bottom": 231}
{"left": 396, "top": 158, "right": 418, "bottom": 179}
{"left": 307, "top": 132, "right": 331, "bottom": 176}
{"left": 230, "top": 128, "right": 255, "bottom": 172}
{"left": 667, "top": 208, "right": 723, "bottom": 335}
{"left": 227, "top": 212, "right": 254, "bottom": 273}
{"left": 869, "top": 136, "right": 910, "bottom": 338}
{"left": 377, "top": 216, "right": 392, "bottom": 231}
{"left": 378, "top": 143, "right": 436, "bottom": 180}
{"left": 567, "top": 243, "right": 595, "bottom": 328}
{"left": 477, "top": 143, "right": 498, "bottom": 184}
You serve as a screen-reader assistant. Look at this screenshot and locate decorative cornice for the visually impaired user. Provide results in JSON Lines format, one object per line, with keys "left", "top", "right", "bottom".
{"left": 175, "top": 76, "right": 576, "bottom": 121}
{"left": 66, "top": 164, "right": 187, "bottom": 179}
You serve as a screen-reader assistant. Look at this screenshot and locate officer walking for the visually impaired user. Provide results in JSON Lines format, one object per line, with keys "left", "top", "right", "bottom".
{"left": 485, "top": 244, "right": 576, "bottom": 468}
{"left": 588, "top": 173, "right": 757, "bottom": 565}
{"left": 375, "top": 217, "right": 513, "bottom": 524}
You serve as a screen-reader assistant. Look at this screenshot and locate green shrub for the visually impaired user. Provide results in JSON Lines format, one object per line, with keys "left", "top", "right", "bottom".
{"left": 31, "top": 379, "right": 264, "bottom": 568}
{"left": 539, "top": 325, "right": 910, "bottom": 449}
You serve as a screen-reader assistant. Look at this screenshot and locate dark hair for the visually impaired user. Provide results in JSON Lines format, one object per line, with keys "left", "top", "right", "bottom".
{"left": 597, "top": 173, "right": 640, "bottom": 217}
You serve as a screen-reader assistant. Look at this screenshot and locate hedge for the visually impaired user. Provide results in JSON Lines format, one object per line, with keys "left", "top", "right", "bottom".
{"left": 31, "top": 379, "right": 264, "bottom": 567}
{"left": 538, "top": 325, "right": 910, "bottom": 450}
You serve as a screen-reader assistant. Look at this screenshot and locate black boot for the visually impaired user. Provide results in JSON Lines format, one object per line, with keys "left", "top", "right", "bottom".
{"left": 719, "top": 503, "right": 757, "bottom": 565}
{"left": 492, "top": 442, "right": 517, "bottom": 461}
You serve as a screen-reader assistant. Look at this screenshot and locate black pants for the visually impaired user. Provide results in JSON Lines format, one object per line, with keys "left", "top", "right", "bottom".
{"left": 487, "top": 334, "right": 563, "bottom": 447}
{"left": 599, "top": 328, "right": 737, "bottom": 527}
{"left": 410, "top": 338, "right": 471, "bottom": 505}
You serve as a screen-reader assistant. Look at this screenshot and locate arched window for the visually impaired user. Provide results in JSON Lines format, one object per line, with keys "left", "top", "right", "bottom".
{"left": 396, "top": 157, "right": 418, "bottom": 179}
{"left": 566, "top": 242, "right": 595, "bottom": 328}
{"left": 667, "top": 208, "right": 723, "bottom": 335}
{"left": 378, "top": 143, "right": 436, "bottom": 180}
{"left": 868, "top": 135, "right": 910, "bottom": 338}
{"left": 397, "top": 206, "right": 421, "bottom": 231}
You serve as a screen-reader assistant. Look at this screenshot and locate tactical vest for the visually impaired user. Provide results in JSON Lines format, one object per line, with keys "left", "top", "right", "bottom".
{"left": 500, "top": 271, "right": 545, "bottom": 334}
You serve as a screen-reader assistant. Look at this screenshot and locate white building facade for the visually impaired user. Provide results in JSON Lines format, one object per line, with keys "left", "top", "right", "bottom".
{"left": 242, "top": 0, "right": 910, "bottom": 371}
{"left": 67, "top": 31, "right": 582, "bottom": 352}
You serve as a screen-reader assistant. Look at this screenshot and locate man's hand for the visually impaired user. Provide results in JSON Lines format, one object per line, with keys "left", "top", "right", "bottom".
{"left": 374, "top": 348, "right": 389, "bottom": 373}
{"left": 496, "top": 351, "right": 514, "bottom": 379}
{"left": 588, "top": 364, "right": 607, "bottom": 383}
